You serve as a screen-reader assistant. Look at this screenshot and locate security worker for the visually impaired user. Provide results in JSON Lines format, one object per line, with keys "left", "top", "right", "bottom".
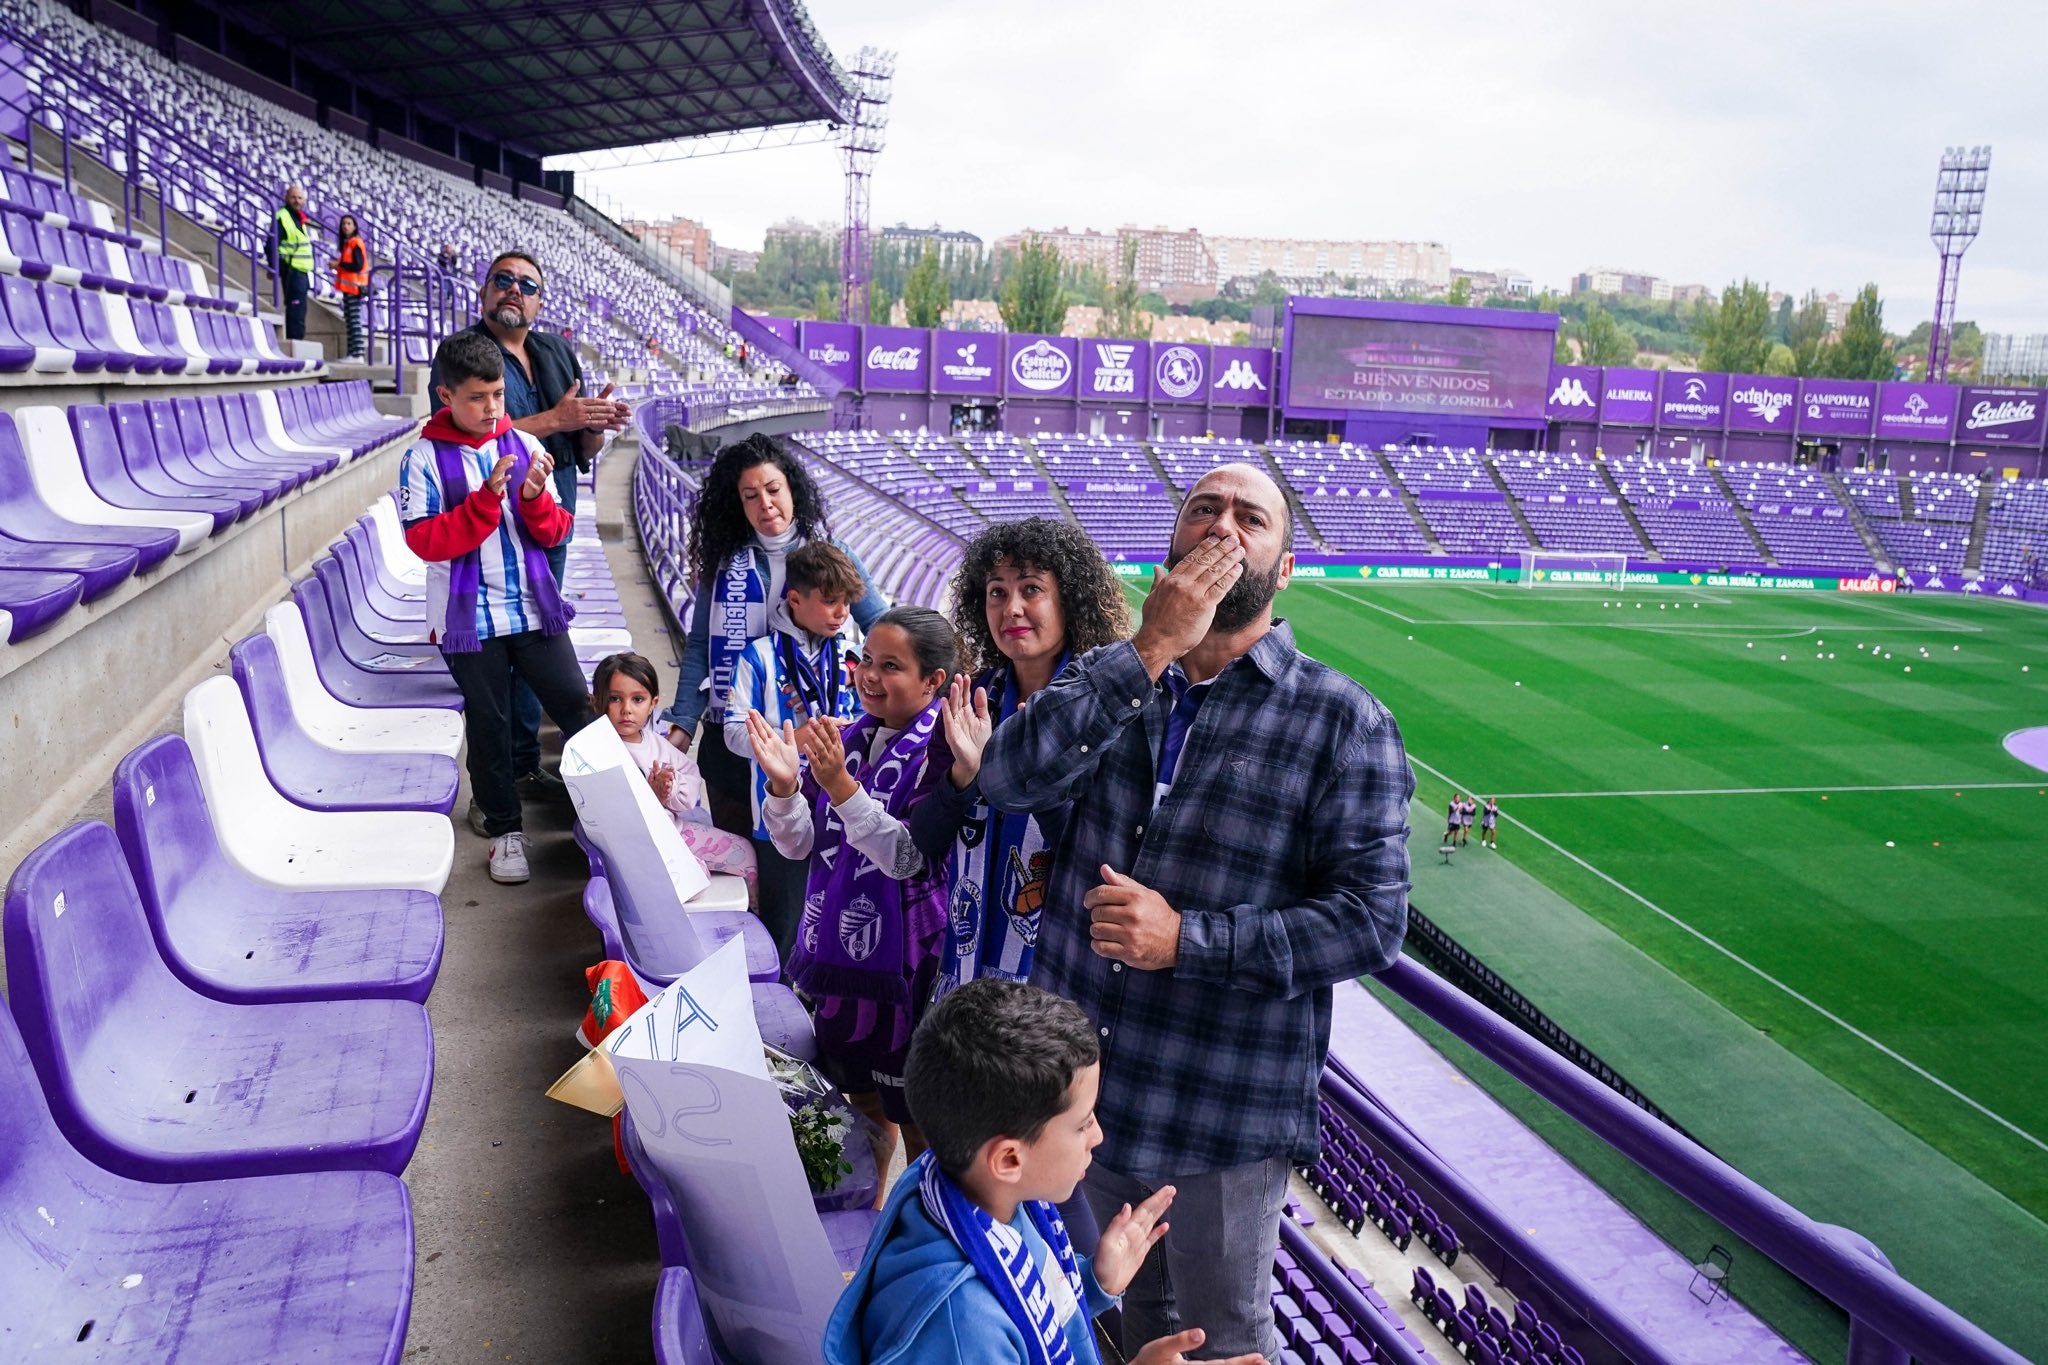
{"left": 273, "top": 185, "right": 312, "bottom": 341}
{"left": 333, "top": 213, "right": 368, "bottom": 359}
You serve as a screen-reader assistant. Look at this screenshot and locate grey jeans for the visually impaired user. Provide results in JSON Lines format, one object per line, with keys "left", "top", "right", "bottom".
{"left": 1083, "top": 1154, "right": 1290, "bottom": 1360}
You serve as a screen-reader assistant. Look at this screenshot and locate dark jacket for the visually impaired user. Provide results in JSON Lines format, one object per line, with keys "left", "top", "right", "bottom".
{"left": 440, "top": 321, "right": 590, "bottom": 473}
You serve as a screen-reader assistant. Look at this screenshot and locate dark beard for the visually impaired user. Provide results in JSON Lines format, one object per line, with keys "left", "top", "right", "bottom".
{"left": 1165, "top": 543, "right": 1284, "bottom": 633}
{"left": 1212, "top": 554, "right": 1283, "bottom": 632}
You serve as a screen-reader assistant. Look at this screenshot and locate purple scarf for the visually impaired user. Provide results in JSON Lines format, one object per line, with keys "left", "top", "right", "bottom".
{"left": 788, "top": 697, "right": 951, "bottom": 1062}
{"left": 429, "top": 437, "right": 574, "bottom": 653}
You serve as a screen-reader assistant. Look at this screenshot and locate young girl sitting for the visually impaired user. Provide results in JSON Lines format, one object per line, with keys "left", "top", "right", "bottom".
{"left": 593, "top": 652, "right": 759, "bottom": 903}
{"left": 747, "top": 606, "right": 957, "bottom": 1166}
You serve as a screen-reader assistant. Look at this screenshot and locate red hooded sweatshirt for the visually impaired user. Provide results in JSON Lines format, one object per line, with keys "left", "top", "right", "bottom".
{"left": 402, "top": 409, "right": 573, "bottom": 562}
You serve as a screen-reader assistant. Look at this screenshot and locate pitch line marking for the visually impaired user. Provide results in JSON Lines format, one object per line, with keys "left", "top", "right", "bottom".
{"left": 1408, "top": 752, "right": 2048, "bottom": 1156}
{"left": 1485, "top": 781, "right": 2047, "bottom": 799}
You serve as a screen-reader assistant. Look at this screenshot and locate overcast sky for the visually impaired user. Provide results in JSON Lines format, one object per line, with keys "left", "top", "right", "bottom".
{"left": 567, "top": 0, "right": 2048, "bottom": 331}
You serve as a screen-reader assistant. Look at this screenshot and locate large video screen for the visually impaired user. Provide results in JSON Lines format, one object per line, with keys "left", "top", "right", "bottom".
{"left": 1286, "top": 313, "right": 1554, "bottom": 418}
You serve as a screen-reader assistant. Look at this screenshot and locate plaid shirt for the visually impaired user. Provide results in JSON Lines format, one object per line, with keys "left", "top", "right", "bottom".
{"left": 980, "top": 623, "right": 1413, "bottom": 1180}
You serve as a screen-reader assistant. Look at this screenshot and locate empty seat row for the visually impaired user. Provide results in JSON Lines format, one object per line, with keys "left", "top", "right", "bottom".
{"left": 4, "top": 495, "right": 463, "bottom": 1359}
{"left": 0, "top": 382, "right": 407, "bottom": 642}
{"left": 0, "top": 274, "right": 309, "bottom": 378}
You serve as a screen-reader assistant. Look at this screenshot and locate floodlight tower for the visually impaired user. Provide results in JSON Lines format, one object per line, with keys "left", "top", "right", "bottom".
{"left": 838, "top": 47, "right": 895, "bottom": 325}
{"left": 1927, "top": 145, "right": 1990, "bottom": 380}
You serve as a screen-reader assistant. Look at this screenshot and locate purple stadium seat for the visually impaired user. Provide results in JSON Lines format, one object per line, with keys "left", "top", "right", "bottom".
{"left": 229, "top": 633, "right": 458, "bottom": 813}
{"left": 0, "top": 412, "right": 173, "bottom": 575}
{"left": 287, "top": 575, "right": 464, "bottom": 709}
{"left": 619, "top": 1111, "right": 876, "bottom": 1275}
{"left": 338, "top": 521, "right": 426, "bottom": 609}
{"left": 111, "top": 735, "right": 441, "bottom": 1005}
{"left": 581, "top": 874, "right": 779, "bottom": 984}
{"left": 312, "top": 557, "right": 445, "bottom": 665}
{"left": 211, "top": 392, "right": 334, "bottom": 479}
{"left": 652, "top": 1267, "right": 717, "bottom": 1365}
{"left": 69, "top": 287, "right": 139, "bottom": 372}
{"left": 111, "top": 399, "right": 261, "bottom": 520}
{"left": 1, "top": 273, "right": 77, "bottom": 370}
{"left": 70, "top": 404, "right": 239, "bottom": 535}
{"left": 0, "top": 994, "right": 415, "bottom": 1362}
{"left": 0, "top": 566, "right": 84, "bottom": 639}
{"left": 165, "top": 396, "right": 300, "bottom": 498}
{"left": 38, "top": 280, "right": 111, "bottom": 371}
{"left": 3, "top": 821, "right": 434, "bottom": 1181}
{"left": 320, "top": 547, "right": 426, "bottom": 638}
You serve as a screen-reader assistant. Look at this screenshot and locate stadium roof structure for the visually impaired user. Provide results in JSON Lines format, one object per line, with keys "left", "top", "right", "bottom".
{"left": 205, "top": 0, "right": 854, "bottom": 157}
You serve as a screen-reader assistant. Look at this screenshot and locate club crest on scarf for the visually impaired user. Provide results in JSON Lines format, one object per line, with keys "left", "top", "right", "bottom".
{"left": 839, "top": 893, "right": 882, "bottom": 962}
{"left": 786, "top": 699, "right": 952, "bottom": 1056}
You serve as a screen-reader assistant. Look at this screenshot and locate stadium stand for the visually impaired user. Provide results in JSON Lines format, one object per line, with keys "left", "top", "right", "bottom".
{"left": 4, "top": 1, "right": 2045, "bottom": 1359}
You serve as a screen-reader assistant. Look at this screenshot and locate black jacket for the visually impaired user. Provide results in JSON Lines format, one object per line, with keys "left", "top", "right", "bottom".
{"left": 442, "top": 321, "right": 591, "bottom": 472}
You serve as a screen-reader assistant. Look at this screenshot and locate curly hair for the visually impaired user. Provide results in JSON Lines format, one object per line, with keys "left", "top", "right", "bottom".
{"left": 949, "top": 518, "right": 1132, "bottom": 675}
{"left": 685, "top": 433, "right": 830, "bottom": 587}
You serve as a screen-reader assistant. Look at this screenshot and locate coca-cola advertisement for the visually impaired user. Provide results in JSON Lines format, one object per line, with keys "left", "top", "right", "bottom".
{"left": 860, "top": 325, "right": 928, "bottom": 392}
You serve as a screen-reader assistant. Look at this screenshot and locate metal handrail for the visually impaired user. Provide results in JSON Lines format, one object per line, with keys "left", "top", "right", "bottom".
{"left": 1373, "top": 956, "right": 2028, "bottom": 1364}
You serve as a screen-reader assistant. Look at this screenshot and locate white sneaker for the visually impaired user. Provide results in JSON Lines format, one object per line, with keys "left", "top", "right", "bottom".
{"left": 489, "top": 831, "right": 530, "bottom": 884}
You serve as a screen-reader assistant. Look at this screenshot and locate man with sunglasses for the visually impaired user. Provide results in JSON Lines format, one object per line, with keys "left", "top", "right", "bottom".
{"left": 441, "top": 250, "right": 631, "bottom": 813}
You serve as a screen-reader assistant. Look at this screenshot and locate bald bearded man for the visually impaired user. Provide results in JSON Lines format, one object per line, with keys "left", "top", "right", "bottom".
{"left": 980, "top": 463, "right": 1414, "bottom": 1359}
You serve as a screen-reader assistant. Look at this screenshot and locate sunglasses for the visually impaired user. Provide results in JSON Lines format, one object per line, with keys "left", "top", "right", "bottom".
{"left": 490, "top": 271, "right": 541, "bottom": 297}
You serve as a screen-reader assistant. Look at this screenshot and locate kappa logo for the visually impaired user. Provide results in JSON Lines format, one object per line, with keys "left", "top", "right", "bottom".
{"left": 1090, "top": 343, "right": 1138, "bottom": 395}
{"left": 1548, "top": 376, "right": 1596, "bottom": 409}
{"left": 1155, "top": 345, "right": 1203, "bottom": 400}
{"left": 1214, "top": 357, "right": 1268, "bottom": 392}
{"left": 1010, "top": 338, "right": 1073, "bottom": 391}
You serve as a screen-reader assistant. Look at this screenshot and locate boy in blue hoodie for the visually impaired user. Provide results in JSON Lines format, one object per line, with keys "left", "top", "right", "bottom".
{"left": 824, "top": 980, "right": 1268, "bottom": 1365}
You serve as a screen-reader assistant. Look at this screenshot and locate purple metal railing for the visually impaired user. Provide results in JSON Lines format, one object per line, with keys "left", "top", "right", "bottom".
{"left": 1373, "top": 956, "right": 2029, "bottom": 1365}
{"left": 729, "top": 305, "right": 840, "bottom": 396}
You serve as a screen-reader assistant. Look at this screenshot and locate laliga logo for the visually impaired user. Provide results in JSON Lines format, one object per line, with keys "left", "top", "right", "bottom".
{"left": 1548, "top": 376, "right": 1596, "bottom": 409}
{"left": 1091, "top": 342, "right": 1138, "bottom": 394}
{"left": 1732, "top": 385, "right": 1791, "bottom": 424}
{"left": 1155, "top": 345, "right": 1204, "bottom": 400}
{"left": 1214, "top": 357, "right": 1268, "bottom": 392}
{"left": 1967, "top": 397, "right": 2038, "bottom": 430}
{"left": 865, "top": 344, "right": 923, "bottom": 372}
{"left": 1010, "top": 339, "right": 1072, "bottom": 391}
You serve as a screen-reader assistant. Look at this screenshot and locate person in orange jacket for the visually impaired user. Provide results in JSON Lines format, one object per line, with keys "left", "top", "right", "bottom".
{"left": 334, "top": 213, "right": 369, "bottom": 359}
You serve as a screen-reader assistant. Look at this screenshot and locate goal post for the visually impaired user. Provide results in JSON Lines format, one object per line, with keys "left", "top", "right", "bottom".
{"left": 1517, "top": 550, "right": 1630, "bottom": 590}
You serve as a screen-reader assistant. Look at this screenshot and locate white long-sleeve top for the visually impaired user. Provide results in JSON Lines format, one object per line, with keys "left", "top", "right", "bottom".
{"left": 761, "top": 726, "right": 926, "bottom": 880}
{"left": 620, "top": 728, "right": 713, "bottom": 829}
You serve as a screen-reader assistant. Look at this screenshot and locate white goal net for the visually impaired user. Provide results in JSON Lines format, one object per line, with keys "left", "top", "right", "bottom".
{"left": 1517, "top": 550, "right": 1630, "bottom": 590}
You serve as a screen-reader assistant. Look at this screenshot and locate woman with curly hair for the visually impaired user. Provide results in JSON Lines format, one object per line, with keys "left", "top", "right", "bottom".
{"left": 911, "top": 517, "right": 1131, "bottom": 1000}
{"left": 660, "top": 434, "right": 889, "bottom": 886}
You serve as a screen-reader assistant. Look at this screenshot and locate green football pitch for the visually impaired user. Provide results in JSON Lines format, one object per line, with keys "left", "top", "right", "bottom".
{"left": 1230, "top": 577, "right": 2048, "bottom": 1354}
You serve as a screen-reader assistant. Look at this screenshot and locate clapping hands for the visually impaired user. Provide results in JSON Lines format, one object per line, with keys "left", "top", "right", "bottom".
{"left": 797, "top": 716, "right": 857, "bottom": 804}
{"left": 745, "top": 710, "right": 802, "bottom": 797}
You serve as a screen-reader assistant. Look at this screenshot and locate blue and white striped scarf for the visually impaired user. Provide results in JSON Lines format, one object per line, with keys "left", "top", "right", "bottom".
{"left": 914, "top": 1152, "right": 1092, "bottom": 1365}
